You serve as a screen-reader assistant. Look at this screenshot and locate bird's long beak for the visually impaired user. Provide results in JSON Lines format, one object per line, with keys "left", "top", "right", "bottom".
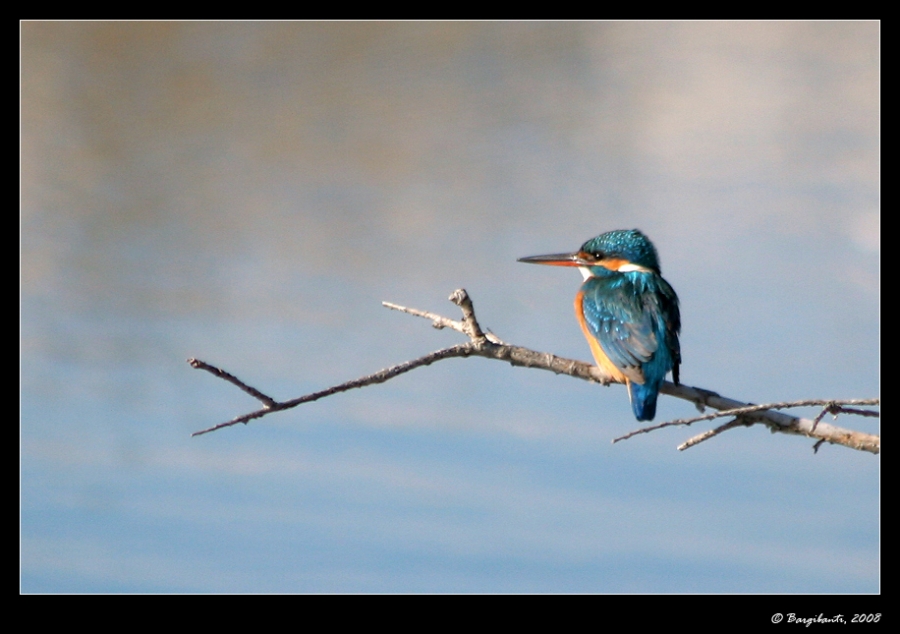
{"left": 517, "top": 252, "right": 591, "bottom": 267}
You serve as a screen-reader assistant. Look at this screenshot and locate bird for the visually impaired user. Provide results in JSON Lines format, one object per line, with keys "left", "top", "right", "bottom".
{"left": 518, "top": 229, "right": 680, "bottom": 421}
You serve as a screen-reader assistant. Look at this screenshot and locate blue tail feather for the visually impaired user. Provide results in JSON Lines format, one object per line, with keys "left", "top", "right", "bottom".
{"left": 628, "top": 380, "right": 661, "bottom": 421}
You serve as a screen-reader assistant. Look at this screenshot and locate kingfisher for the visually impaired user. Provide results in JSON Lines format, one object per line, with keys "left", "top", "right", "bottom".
{"left": 519, "top": 229, "right": 681, "bottom": 421}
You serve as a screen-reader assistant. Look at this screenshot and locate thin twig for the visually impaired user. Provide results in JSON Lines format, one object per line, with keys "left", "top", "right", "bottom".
{"left": 833, "top": 407, "right": 880, "bottom": 418}
{"left": 383, "top": 291, "right": 505, "bottom": 344}
{"left": 634, "top": 399, "right": 879, "bottom": 430}
{"left": 677, "top": 418, "right": 749, "bottom": 451}
{"left": 612, "top": 418, "right": 684, "bottom": 443}
{"left": 810, "top": 401, "right": 880, "bottom": 432}
{"left": 191, "top": 343, "right": 475, "bottom": 436}
{"left": 188, "top": 358, "right": 277, "bottom": 407}
{"left": 613, "top": 398, "right": 878, "bottom": 445}
{"left": 381, "top": 302, "right": 465, "bottom": 332}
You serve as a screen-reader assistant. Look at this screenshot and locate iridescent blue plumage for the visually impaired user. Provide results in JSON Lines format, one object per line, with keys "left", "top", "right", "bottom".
{"left": 580, "top": 229, "right": 662, "bottom": 272}
{"left": 519, "top": 229, "right": 681, "bottom": 422}
{"left": 578, "top": 262, "right": 680, "bottom": 420}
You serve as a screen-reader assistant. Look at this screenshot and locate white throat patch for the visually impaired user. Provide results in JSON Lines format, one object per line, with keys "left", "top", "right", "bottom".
{"left": 617, "top": 263, "right": 654, "bottom": 273}
{"left": 580, "top": 264, "right": 653, "bottom": 279}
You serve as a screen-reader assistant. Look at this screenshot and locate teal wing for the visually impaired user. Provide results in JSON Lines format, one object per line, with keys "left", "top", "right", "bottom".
{"left": 579, "top": 271, "right": 680, "bottom": 421}
{"left": 580, "top": 273, "right": 679, "bottom": 381}
{"left": 579, "top": 275, "right": 659, "bottom": 382}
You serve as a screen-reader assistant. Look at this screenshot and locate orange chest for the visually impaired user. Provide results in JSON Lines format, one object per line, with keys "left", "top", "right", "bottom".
{"left": 573, "top": 289, "right": 650, "bottom": 385}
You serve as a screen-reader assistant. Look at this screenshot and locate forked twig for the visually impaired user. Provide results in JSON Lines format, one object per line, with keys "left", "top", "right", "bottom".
{"left": 612, "top": 399, "right": 879, "bottom": 446}
{"left": 190, "top": 344, "right": 474, "bottom": 436}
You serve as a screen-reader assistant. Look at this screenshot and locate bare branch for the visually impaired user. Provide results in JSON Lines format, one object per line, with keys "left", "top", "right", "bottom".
{"left": 647, "top": 399, "right": 878, "bottom": 427}
{"left": 383, "top": 289, "right": 505, "bottom": 344}
{"left": 653, "top": 383, "right": 879, "bottom": 454}
{"left": 678, "top": 418, "right": 749, "bottom": 451}
{"left": 189, "top": 289, "right": 879, "bottom": 455}
{"left": 381, "top": 302, "right": 466, "bottom": 333}
{"left": 191, "top": 343, "right": 474, "bottom": 437}
{"left": 188, "top": 358, "right": 277, "bottom": 407}
{"left": 613, "top": 399, "right": 879, "bottom": 444}
{"left": 810, "top": 400, "right": 880, "bottom": 432}
{"left": 449, "top": 288, "right": 485, "bottom": 341}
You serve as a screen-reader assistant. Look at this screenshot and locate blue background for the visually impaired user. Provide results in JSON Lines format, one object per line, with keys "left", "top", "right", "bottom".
{"left": 22, "top": 21, "right": 878, "bottom": 593}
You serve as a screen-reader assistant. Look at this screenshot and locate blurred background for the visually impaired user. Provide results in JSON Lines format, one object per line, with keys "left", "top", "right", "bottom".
{"left": 22, "top": 21, "right": 878, "bottom": 593}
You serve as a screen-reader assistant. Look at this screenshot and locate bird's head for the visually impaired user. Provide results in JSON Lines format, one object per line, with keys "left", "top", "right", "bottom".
{"left": 519, "top": 229, "right": 661, "bottom": 279}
